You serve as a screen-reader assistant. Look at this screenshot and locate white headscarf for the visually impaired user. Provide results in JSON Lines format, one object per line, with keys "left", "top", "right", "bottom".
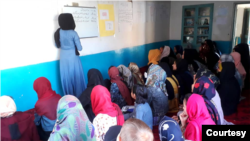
{"left": 160, "top": 46, "right": 170, "bottom": 59}
{"left": 0, "top": 96, "right": 17, "bottom": 117}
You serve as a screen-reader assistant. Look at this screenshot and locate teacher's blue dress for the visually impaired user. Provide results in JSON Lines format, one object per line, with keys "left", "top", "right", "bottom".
{"left": 59, "top": 29, "right": 86, "bottom": 97}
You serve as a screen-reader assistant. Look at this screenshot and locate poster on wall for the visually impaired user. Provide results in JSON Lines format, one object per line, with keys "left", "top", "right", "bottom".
{"left": 118, "top": 1, "right": 133, "bottom": 32}
{"left": 215, "top": 7, "right": 228, "bottom": 25}
{"left": 133, "top": 2, "right": 146, "bottom": 23}
{"left": 98, "top": 4, "right": 115, "bottom": 37}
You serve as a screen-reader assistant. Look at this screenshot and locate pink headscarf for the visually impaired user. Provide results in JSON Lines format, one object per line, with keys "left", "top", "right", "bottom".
{"left": 185, "top": 94, "right": 215, "bottom": 141}
{"left": 231, "top": 52, "right": 246, "bottom": 80}
{"left": 0, "top": 96, "right": 17, "bottom": 117}
{"left": 160, "top": 46, "right": 170, "bottom": 59}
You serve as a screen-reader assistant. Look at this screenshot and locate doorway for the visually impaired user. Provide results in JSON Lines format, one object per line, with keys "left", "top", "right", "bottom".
{"left": 232, "top": 3, "right": 250, "bottom": 52}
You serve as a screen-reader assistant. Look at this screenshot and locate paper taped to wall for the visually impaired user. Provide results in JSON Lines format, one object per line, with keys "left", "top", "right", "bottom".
{"left": 118, "top": 2, "right": 133, "bottom": 32}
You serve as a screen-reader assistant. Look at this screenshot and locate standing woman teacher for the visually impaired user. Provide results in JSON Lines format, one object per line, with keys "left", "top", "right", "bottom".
{"left": 54, "top": 13, "right": 86, "bottom": 97}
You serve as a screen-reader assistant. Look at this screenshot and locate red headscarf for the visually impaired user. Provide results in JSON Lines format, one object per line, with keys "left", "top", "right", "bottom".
{"left": 108, "top": 67, "right": 133, "bottom": 105}
{"left": 91, "top": 85, "right": 124, "bottom": 126}
{"left": 33, "top": 77, "right": 61, "bottom": 120}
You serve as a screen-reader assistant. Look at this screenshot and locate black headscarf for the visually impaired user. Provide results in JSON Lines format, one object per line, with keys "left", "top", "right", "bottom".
{"left": 205, "top": 39, "right": 215, "bottom": 53}
{"left": 183, "top": 49, "right": 199, "bottom": 72}
{"left": 175, "top": 45, "right": 183, "bottom": 55}
{"left": 104, "top": 126, "right": 122, "bottom": 141}
{"left": 174, "top": 59, "right": 193, "bottom": 103}
{"left": 175, "top": 59, "right": 189, "bottom": 74}
{"left": 158, "top": 62, "right": 179, "bottom": 100}
{"left": 217, "top": 62, "right": 241, "bottom": 116}
{"left": 159, "top": 62, "right": 172, "bottom": 77}
{"left": 169, "top": 47, "right": 176, "bottom": 59}
{"left": 54, "top": 13, "right": 75, "bottom": 47}
{"left": 79, "top": 69, "right": 104, "bottom": 122}
{"left": 234, "top": 43, "right": 249, "bottom": 75}
{"left": 103, "top": 79, "right": 111, "bottom": 91}
{"left": 54, "top": 13, "right": 79, "bottom": 55}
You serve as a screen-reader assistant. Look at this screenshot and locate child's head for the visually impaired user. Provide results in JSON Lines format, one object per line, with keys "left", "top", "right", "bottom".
{"left": 131, "top": 84, "right": 148, "bottom": 104}
{"left": 183, "top": 93, "right": 192, "bottom": 114}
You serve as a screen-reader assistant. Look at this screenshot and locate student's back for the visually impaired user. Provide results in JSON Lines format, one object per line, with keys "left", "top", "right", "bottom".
{"left": 1, "top": 112, "right": 40, "bottom": 141}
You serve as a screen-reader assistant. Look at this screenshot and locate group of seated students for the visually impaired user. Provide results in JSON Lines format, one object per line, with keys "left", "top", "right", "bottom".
{"left": 1, "top": 40, "right": 250, "bottom": 141}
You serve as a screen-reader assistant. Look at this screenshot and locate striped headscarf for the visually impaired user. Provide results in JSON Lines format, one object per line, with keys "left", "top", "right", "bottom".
{"left": 49, "top": 95, "right": 96, "bottom": 141}
{"left": 128, "top": 62, "right": 144, "bottom": 85}
{"left": 145, "top": 64, "right": 168, "bottom": 96}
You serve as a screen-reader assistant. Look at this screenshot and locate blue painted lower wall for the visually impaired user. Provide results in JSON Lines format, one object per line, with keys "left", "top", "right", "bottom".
{"left": 0, "top": 39, "right": 232, "bottom": 112}
{"left": 1, "top": 40, "right": 168, "bottom": 112}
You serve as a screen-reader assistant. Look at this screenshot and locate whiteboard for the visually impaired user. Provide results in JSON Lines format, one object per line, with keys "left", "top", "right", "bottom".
{"left": 63, "top": 6, "right": 99, "bottom": 38}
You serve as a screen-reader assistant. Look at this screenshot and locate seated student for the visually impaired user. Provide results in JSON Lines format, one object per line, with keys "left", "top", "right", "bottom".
{"left": 118, "top": 118, "right": 154, "bottom": 141}
{"left": 79, "top": 69, "right": 104, "bottom": 122}
{"left": 117, "top": 65, "right": 133, "bottom": 89}
{"left": 231, "top": 52, "right": 246, "bottom": 85}
{"left": 143, "top": 49, "right": 161, "bottom": 81}
{"left": 172, "top": 59, "right": 193, "bottom": 104}
{"left": 48, "top": 95, "right": 96, "bottom": 141}
{"left": 199, "top": 40, "right": 220, "bottom": 74}
{"left": 180, "top": 94, "right": 215, "bottom": 141}
{"left": 104, "top": 125, "right": 122, "bottom": 141}
{"left": 103, "top": 79, "right": 112, "bottom": 91}
{"left": 0, "top": 96, "right": 40, "bottom": 141}
{"left": 158, "top": 62, "right": 180, "bottom": 113}
{"left": 33, "top": 77, "right": 61, "bottom": 141}
{"left": 128, "top": 62, "right": 145, "bottom": 85}
{"left": 194, "top": 70, "right": 233, "bottom": 125}
{"left": 182, "top": 48, "right": 200, "bottom": 75}
{"left": 160, "top": 46, "right": 177, "bottom": 70}
{"left": 159, "top": 116, "right": 184, "bottom": 141}
{"left": 217, "top": 62, "right": 241, "bottom": 116}
{"left": 108, "top": 66, "right": 133, "bottom": 109}
{"left": 195, "top": 68, "right": 220, "bottom": 88}
{"left": 192, "top": 76, "right": 221, "bottom": 125}
{"left": 174, "top": 45, "right": 183, "bottom": 58}
{"left": 91, "top": 85, "right": 124, "bottom": 141}
{"left": 145, "top": 64, "right": 168, "bottom": 126}
{"left": 123, "top": 84, "right": 153, "bottom": 130}
{"left": 218, "top": 54, "right": 243, "bottom": 90}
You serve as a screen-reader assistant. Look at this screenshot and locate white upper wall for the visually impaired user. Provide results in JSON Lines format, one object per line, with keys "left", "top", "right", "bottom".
{"left": 169, "top": 1, "right": 235, "bottom": 41}
{"left": 0, "top": 0, "right": 170, "bottom": 70}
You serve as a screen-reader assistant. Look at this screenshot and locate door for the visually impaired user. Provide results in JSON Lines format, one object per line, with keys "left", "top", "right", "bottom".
{"left": 241, "top": 9, "right": 250, "bottom": 44}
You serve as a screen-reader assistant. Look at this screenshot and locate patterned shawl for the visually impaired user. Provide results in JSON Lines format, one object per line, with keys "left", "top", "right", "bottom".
{"left": 192, "top": 76, "right": 221, "bottom": 125}
{"left": 117, "top": 65, "right": 133, "bottom": 89}
{"left": 49, "top": 95, "right": 96, "bottom": 141}
{"left": 128, "top": 62, "right": 144, "bottom": 85}
{"left": 145, "top": 64, "right": 168, "bottom": 96}
{"left": 195, "top": 68, "right": 220, "bottom": 88}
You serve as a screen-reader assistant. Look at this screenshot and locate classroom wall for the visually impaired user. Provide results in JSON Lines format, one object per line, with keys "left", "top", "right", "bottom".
{"left": 0, "top": 0, "right": 170, "bottom": 111}
{"left": 169, "top": 1, "right": 237, "bottom": 54}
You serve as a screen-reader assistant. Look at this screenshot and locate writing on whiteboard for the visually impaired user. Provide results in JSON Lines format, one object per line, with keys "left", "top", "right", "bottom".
{"left": 71, "top": 9, "right": 97, "bottom": 23}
